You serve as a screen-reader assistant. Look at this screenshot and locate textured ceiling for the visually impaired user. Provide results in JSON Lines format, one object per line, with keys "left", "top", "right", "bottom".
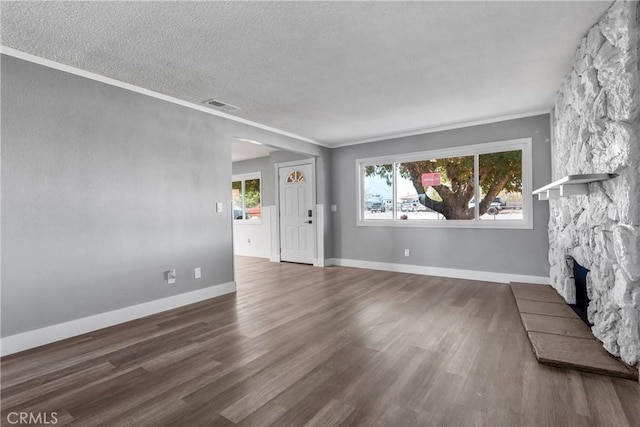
{"left": 1, "top": 1, "right": 612, "bottom": 146}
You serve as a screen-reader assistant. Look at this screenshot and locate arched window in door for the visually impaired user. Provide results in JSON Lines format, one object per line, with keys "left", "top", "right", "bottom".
{"left": 286, "top": 170, "right": 306, "bottom": 183}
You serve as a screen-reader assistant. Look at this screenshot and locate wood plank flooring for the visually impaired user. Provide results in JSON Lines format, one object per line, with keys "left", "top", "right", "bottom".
{"left": 2, "top": 256, "right": 639, "bottom": 426}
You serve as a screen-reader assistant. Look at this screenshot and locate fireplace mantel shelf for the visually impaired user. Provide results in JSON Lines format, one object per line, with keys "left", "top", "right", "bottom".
{"left": 533, "top": 174, "right": 617, "bottom": 200}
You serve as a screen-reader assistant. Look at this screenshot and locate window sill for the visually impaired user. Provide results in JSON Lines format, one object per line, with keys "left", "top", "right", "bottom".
{"left": 233, "top": 220, "right": 264, "bottom": 225}
{"left": 356, "top": 219, "right": 533, "bottom": 230}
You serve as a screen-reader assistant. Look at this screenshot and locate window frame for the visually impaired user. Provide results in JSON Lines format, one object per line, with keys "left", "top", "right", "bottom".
{"left": 356, "top": 138, "right": 533, "bottom": 229}
{"left": 232, "top": 172, "right": 262, "bottom": 224}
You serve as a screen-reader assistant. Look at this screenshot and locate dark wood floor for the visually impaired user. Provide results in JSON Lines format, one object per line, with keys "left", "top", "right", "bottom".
{"left": 2, "top": 257, "right": 639, "bottom": 426}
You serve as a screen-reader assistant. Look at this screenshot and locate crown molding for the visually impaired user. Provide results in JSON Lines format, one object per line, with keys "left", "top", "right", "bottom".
{"left": 1, "top": 47, "right": 551, "bottom": 151}
{"left": 0, "top": 46, "right": 330, "bottom": 148}
{"left": 329, "top": 109, "right": 552, "bottom": 148}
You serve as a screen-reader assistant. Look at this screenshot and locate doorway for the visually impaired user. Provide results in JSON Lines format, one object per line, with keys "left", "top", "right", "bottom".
{"left": 277, "top": 160, "right": 315, "bottom": 264}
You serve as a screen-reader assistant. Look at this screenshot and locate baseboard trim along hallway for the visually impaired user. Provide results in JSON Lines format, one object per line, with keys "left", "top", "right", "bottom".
{"left": 326, "top": 258, "right": 550, "bottom": 285}
{"left": 0, "top": 281, "right": 236, "bottom": 357}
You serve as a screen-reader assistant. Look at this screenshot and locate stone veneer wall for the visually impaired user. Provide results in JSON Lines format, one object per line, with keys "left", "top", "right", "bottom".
{"left": 550, "top": 0, "right": 640, "bottom": 365}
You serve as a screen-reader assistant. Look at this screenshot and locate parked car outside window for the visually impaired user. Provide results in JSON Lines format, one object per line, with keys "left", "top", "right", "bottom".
{"left": 468, "top": 197, "right": 504, "bottom": 211}
{"left": 370, "top": 201, "right": 386, "bottom": 213}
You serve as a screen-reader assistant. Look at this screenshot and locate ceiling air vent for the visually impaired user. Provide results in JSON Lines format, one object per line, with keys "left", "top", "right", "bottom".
{"left": 203, "top": 98, "right": 240, "bottom": 112}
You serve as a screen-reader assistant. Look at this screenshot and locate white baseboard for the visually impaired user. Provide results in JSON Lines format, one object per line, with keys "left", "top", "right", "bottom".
{"left": 0, "top": 281, "right": 236, "bottom": 357}
{"left": 269, "top": 206, "right": 280, "bottom": 262}
{"left": 327, "top": 258, "right": 549, "bottom": 285}
{"left": 234, "top": 251, "right": 270, "bottom": 259}
{"left": 315, "top": 204, "right": 324, "bottom": 266}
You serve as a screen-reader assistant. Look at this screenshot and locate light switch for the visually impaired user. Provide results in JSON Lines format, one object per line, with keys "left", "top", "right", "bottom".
{"left": 216, "top": 202, "right": 223, "bottom": 213}
{"left": 194, "top": 267, "right": 201, "bottom": 279}
{"left": 165, "top": 269, "right": 176, "bottom": 285}
{"left": 331, "top": 205, "right": 337, "bottom": 212}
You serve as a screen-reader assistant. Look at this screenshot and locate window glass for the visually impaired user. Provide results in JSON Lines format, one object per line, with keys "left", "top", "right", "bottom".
{"left": 396, "top": 156, "right": 474, "bottom": 220}
{"left": 244, "top": 178, "right": 261, "bottom": 220}
{"left": 286, "top": 171, "right": 305, "bottom": 183}
{"left": 363, "top": 164, "right": 393, "bottom": 220}
{"left": 478, "top": 150, "right": 523, "bottom": 221}
{"left": 232, "top": 175, "right": 261, "bottom": 221}
{"left": 232, "top": 181, "right": 243, "bottom": 220}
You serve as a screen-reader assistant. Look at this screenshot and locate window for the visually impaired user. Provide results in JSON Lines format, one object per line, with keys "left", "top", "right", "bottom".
{"left": 363, "top": 163, "right": 393, "bottom": 220}
{"left": 286, "top": 170, "right": 306, "bottom": 183}
{"left": 357, "top": 138, "right": 532, "bottom": 228}
{"left": 232, "top": 173, "right": 261, "bottom": 222}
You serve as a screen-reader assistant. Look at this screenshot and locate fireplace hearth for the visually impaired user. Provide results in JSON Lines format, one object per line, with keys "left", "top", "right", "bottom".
{"left": 510, "top": 282, "right": 638, "bottom": 380}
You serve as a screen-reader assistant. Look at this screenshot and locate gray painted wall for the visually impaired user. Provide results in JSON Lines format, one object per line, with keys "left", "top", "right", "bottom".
{"left": 330, "top": 114, "right": 552, "bottom": 277}
{"left": 1, "top": 55, "right": 234, "bottom": 336}
{"left": 1, "top": 55, "right": 333, "bottom": 337}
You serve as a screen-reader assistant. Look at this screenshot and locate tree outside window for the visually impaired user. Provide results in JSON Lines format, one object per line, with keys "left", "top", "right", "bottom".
{"left": 232, "top": 174, "right": 261, "bottom": 221}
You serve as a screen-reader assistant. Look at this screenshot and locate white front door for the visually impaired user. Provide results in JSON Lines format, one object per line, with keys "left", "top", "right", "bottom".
{"left": 278, "top": 163, "right": 314, "bottom": 264}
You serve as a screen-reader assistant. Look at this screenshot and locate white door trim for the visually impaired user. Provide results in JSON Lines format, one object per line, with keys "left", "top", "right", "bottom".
{"left": 313, "top": 203, "right": 325, "bottom": 267}
{"left": 273, "top": 158, "right": 323, "bottom": 265}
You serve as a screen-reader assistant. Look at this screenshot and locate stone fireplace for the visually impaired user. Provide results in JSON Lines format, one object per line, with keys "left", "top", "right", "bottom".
{"left": 548, "top": 0, "right": 640, "bottom": 366}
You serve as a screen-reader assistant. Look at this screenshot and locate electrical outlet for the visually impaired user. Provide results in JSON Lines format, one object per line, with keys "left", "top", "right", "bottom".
{"left": 165, "top": 269, "right": 176, "bottom": 284}
{"left": 194, "top": 267, "right": 201, "bottom": 279}
{"left": 404, "top": 249, "right": 410, "bottom": 257}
